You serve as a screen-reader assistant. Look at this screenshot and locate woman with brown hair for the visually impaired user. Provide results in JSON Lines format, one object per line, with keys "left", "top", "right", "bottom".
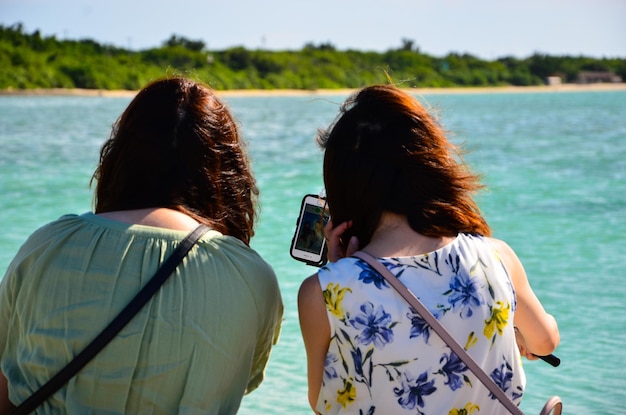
{"left": 0, "top": 76, "right": 283, "bottom": 414}
{"left": 298, "top": 85, "right": 559, "bottom": 414}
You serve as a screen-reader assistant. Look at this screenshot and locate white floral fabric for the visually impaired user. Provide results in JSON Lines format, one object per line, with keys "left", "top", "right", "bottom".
{"left": 316, "top": 233, "right": 525, "bottom": 415}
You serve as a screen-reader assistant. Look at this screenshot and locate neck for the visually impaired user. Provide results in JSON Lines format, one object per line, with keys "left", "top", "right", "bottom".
{"left": 97, "top": 207, "right": 200, "bottom": 231}
{"left": 363, "top": 211, "right": 455, "bottom": 258}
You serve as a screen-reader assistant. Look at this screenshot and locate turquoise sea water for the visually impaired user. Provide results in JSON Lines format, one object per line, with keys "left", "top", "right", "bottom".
{"left": 1, "top": 90, "right": 625, "bottom": 414}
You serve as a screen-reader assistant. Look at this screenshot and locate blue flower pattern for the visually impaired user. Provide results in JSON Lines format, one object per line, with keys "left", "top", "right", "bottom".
{"left": 349, "top": 302, "right": 394, "bottom": 348}
{"left": 489, "top": 357, "right": 523, "bottom": 401}
{"left": 356, "top": 261, "right": 388, "bottom": 289}
{"left": 446, "top": 271, "right": 485, "bottom": 318}
{"left": 325, "top": 353, "right": 339, "bottom": 380}
{"left": 438, "top": 351, "right": 470, "bottom": 391}
{"left": 394, "top": 370, "right": 437, "bottom": 413}
{"left": 407, "top": 308, "right": 431, "bottom": 342}
{"left": 317, "top": 234, "right": 524, "bottom": 414}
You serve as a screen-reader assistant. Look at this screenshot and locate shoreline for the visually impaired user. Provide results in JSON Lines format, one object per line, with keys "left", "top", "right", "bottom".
{"left": 1, "top": 83, "right": 625, "bottom": 98}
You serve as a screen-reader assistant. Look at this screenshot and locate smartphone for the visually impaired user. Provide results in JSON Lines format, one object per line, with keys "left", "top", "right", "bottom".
{"left": 290, "top": 194, "right": 330, "bottom": 267}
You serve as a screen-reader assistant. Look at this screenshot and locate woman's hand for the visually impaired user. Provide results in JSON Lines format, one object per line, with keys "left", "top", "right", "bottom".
{"left": 515, "top": 327, "right": 539, "bottom": 361}
{"left": 324, "top": 219, "right": 359, "bottom": 263}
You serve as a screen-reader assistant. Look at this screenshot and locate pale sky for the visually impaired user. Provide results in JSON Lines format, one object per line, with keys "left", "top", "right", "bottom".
{"left": 1, "top": 0, "right": 625, "bottom": 59}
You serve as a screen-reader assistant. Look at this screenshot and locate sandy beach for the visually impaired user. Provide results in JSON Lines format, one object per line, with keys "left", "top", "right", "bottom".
{"left": 1, "top": 83, "right": 625, "bottom": 98}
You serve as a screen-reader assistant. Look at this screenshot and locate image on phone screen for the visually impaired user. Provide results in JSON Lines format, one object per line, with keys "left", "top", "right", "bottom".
{"left": 290, "top": 194, "right": 329, "bottom": 266}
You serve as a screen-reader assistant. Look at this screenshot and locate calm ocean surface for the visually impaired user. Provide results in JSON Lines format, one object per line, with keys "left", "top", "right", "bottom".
{"left": 1, "top": 90, "right": 625, "bottom": 414}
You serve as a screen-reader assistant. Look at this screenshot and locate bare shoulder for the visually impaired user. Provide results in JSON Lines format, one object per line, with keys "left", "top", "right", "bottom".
{"left": 486, "top": 237, "right": 530, "bottom": 289}
{"left": 487, "top": 237, "right": 518, "bottom": 262}
{"left": 298, "top": 274, "right": 322, "bottom": 304}
{"left": 297, "top": 273, "right": 329, "bottom": 340}
{"left": 487, "top": 236, "right": 511, "bottom": 252}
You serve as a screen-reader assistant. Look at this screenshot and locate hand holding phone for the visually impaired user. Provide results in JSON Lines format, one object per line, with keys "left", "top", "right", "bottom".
{"left": 290, "top": 194, "right": 329, "bottom": 267}
{"left": 324, "top": 219, "right": 360, "bottom": 263}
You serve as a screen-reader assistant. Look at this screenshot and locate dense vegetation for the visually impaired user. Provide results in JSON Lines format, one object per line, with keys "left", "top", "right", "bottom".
{"left": 2, "top": 23, "right": 625, "bottom": 91}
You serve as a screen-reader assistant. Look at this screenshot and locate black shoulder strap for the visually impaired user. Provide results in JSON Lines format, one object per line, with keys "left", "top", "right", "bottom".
{"left": 10, "top": 224, "right": 210, "bottom": 415}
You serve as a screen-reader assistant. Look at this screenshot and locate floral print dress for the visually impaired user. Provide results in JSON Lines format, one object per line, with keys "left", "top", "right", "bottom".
{"left": 316, "top": 233, "right": 525, "bottom": 415}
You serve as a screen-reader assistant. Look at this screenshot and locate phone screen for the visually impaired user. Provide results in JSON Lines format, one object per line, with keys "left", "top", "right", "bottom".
{"left": 290, "top": 195, "right": 329, "bottom": 266}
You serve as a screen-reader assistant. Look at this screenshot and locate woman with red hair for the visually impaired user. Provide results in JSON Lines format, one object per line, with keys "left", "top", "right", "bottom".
{"left": 1, "top": 76, "right": 283, "bottom": 414}
{"left": 298, "top": 85, "right": 559, "bottom": 415}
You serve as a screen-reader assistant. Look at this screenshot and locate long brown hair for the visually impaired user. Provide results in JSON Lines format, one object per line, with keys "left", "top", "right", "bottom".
{"left": 318, "top": 84, "right": 490, "bottom": 248}
{"left": 92, "top": 76, "right": 258, "bottom": 244}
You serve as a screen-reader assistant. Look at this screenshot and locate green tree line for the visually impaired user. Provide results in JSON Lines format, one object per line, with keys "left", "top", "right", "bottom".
{"left": 1, "top": 23, "right": 625, "bottom": 91}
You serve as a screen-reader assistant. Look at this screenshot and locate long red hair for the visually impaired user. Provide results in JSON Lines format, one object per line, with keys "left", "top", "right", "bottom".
{"left": 319, "top": 84, "right": 490, "bottom": 248}
{"left": 92, "top": 76, "right": 258, "bottom": 244}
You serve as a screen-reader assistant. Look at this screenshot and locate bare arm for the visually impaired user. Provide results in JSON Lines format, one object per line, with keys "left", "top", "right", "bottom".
{"left": 298, "top": 274, "right": 330, "bottom": 413}
{"left": 490, "top": 238, "right": 560, "bottom": 357}
{"left": 0, "top": 371, "right": 15, "bottom": 414}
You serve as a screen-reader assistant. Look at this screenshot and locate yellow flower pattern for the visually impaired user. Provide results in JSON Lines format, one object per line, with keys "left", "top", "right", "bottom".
{"left": 484, "top": 300, "right": 510, "bottom": 342}
{"left": 336, "top": 378, "right": 357, "bottom": 408}
{"left": 464, "top": 331, "right": 478, "bottom": 350}
{"left": 323, "top": 282, "right": 352, "bottom": 318}
{"left": 448, "top": 402, "right": 481, "bottom": 415}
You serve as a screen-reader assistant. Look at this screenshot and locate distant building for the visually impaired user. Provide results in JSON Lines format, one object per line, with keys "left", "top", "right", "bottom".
{"left": 546, "top": 76, "right": 562, "bottom": 86}
{"left": 577, "top": 71, "right": 622, "bottom": 84}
